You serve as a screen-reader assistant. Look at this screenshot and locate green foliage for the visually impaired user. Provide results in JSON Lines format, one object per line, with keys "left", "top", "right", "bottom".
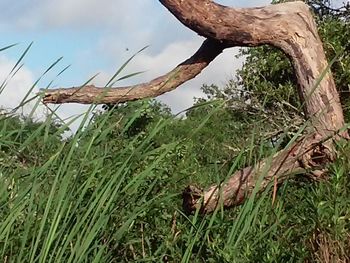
{"left": 1, "top": 0, "right": 349, "bottom": 262}
{"left": 1, "top": 102, "right": 350, "bottom": 262}
{"left": 101, "top": 99, "right": 172, "bottom": 138}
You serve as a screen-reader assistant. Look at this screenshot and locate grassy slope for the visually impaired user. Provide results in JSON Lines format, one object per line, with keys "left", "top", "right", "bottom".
{"left": 0, "top": 103, "right": 349, "bottom": 263}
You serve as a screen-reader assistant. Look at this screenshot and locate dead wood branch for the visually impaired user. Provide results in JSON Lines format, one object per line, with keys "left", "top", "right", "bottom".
{"left": 183, "top": 131, "right": 338, "bottom": 213}
{"left": 42, "top": 39, "right": 225, "bottom": 104}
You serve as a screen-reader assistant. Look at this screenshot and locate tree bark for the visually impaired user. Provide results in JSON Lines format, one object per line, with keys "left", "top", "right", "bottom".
{"left": 43, "top": 39, "right": 226, "bottom": 104}
{"left": 42, "top": 1, "right": 348, "bottom": 213}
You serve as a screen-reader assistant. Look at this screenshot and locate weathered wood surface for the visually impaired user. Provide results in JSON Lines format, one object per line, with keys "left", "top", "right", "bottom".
{"left": 43, "top": 39, "right": 226, "bottom": 104}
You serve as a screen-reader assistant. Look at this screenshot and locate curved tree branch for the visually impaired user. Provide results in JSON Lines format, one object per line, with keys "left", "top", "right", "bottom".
{"left": 42, "top": 39, "right": 225, "bottom": 104}
{"left": 160, "top": 0, "right": 345, "bottom": 136}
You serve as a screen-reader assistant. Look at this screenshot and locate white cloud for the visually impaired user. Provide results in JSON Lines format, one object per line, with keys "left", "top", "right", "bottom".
{"left": 0, "top": 1, "right": 271, "bottom": 37}
{"left": 41, "top": 0, "right": 147, "bottom": 28}
{"left": 0, "top": 0, "right": 270, "bottom": 121}
{"left": 92, "top": 37, "right": 243, "bottom": 113}
{"left": 0, "top": 56, "right": 46, "bottom": 120}
{"left": 0, "top": 55, "right": 100, "bottom": 135}
{"left": 1, "top": 0, "right": 158, "bottom": 31}
{"left": 157, "top": 44, "right": 243, "bottom": 113}
{"left": 121, "top": 39, "right": 204, "bottom": 81}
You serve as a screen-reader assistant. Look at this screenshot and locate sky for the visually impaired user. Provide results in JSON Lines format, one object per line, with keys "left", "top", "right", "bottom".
{"left": 2, "top": 0, "right": 345, "bottom": 130}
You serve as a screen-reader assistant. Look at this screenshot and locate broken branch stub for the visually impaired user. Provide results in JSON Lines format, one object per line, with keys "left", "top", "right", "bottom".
{"left": 42, "top": 1, "right": 348, "bottom": 213}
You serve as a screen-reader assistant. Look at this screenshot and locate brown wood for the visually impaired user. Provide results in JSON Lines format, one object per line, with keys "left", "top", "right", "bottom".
{"left": 183, "top": 132, "right": 340, "bottom": 213}
{"left": 42, "top": 1, "right": 348, "bottom": 213}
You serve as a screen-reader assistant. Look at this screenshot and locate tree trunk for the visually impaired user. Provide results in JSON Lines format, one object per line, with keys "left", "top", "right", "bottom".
{"left": 42, "top": 0, "right": 348, "bottom": 213}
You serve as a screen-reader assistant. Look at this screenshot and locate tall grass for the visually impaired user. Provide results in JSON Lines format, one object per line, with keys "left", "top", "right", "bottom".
{"left": 0, "top": 44, "right": 349, "bottom": 262}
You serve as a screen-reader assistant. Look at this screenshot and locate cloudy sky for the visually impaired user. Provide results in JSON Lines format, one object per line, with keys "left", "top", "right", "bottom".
{"left": 0, "top": 0, "right": 273, "bottom": 119}
{"left": 9, "top": 0, "right": 348, "bottom": 128}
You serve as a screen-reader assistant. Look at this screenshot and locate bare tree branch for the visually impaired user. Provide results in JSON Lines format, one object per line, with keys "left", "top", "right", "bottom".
{"left": 160, "top": 0, "right": 345, "bottom": 136}
{"left": 42, "top": 39, "right": 225, "bottom": 104}
{"left": 183, "top": 132, "right": 334, "bottom": 213}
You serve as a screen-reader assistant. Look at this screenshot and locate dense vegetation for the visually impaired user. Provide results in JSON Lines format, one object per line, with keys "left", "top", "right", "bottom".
{"left": 0, "top": 0, "right": 349, "bottom": 262}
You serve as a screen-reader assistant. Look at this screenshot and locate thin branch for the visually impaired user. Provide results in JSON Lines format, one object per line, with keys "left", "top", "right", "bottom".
{"left": 42, "top": 39, "right": 225, "bottom": 104}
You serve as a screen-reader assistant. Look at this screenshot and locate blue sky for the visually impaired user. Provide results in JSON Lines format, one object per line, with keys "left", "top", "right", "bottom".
{"left": 0, "top": 0, "right": 293, "bottom": 124}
